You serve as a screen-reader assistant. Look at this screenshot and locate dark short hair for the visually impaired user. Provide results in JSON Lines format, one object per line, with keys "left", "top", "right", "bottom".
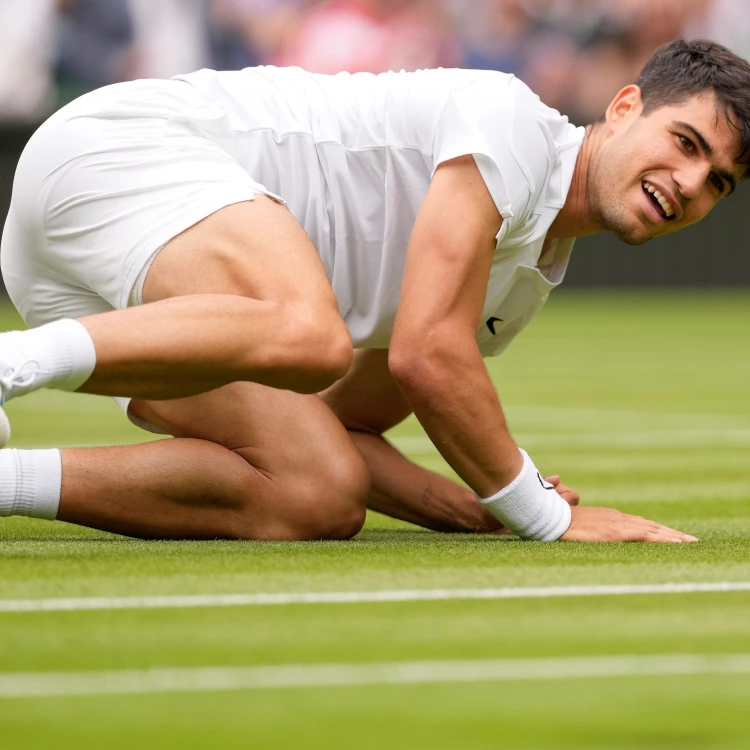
{"left": 635, "top": 39, "right": 750, "bottom": 174}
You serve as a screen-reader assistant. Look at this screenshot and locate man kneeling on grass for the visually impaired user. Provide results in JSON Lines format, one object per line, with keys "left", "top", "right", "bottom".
{"left": 0, "top": 40, "right": 748, "bottom": 543}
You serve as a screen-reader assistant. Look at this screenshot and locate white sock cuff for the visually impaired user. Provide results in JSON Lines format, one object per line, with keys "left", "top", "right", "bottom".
{"left": 0, "top": 449, "right": 62, "bottom": 520}
{"left": 45, "top": 319, "right": 97, "bottom": 392}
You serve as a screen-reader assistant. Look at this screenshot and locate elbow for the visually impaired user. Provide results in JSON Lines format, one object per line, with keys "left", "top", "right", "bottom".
{"left": 388, "top": 336, "right": 463, "bottom": 396}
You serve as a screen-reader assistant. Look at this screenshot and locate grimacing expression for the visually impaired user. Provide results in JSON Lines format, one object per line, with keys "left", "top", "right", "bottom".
{"left": 592, "top": 89, "right": 746, "bottom": 246}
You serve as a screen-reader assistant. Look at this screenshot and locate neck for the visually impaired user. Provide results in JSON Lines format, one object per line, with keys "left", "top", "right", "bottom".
{"left": 548, "top": 124, "right": 605, "bottom": 239}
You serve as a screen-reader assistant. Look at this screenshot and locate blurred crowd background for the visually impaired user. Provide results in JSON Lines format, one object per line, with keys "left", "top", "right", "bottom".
{"left": 2, "top": 0, "right": 749, "bottom": 126}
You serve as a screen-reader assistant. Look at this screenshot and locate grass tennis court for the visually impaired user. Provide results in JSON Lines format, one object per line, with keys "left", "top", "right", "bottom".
{"left": 1, "top": 289, "right": 750, "bottom": 749}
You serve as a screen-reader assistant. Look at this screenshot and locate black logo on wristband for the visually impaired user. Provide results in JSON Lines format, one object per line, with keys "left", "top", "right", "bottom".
{"left": 537, "top": 472, "right": 555, "bottom": 491}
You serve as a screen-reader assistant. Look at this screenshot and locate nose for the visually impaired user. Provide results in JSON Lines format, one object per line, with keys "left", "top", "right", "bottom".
{"left": 675, "top": 163, "right": 711, "bottom": 201}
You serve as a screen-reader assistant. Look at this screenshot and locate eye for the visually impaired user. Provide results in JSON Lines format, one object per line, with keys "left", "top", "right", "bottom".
{"left": 709, "top": 173, "right": 724, "bottom": 193}
{"left": 678, "top": 135, "right": 696, "bottom": 153}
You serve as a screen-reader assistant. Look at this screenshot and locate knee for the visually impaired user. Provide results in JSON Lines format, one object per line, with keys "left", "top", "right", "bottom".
{"left": 323, "top": 494, "right": 368, "bottom": 541}
{"left": 294, "top": 446, "right": 369, "bottom": 540}
{"left": 302, "top": 320, "right": 354, "bottom": 392}
{"left": 232, "top": 443, "right": 369, "bottom": 542}
{"left": 274, "top": 306, "right": 354, "bottom": 393}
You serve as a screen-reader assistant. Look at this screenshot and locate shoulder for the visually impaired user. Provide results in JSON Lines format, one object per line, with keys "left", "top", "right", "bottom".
{"left": 432, "top": 73, "right": 576, "bottom": 224}
{"left": 433, "top": 71, "right": 576, "bottom": 177}
{"left": 469, "top": 76, "right": 572, "bottom": 189}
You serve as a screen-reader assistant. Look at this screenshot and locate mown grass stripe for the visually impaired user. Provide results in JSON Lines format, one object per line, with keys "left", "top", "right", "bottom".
{"left": 25, "top": 428, "right": 750, "bottom": 452}
{"left": 2, "top": 582, "right": 750, "bottom": 614}
{"left": 391, "top": 431, "right": 750, "bottom": 453}
{"left": 2, "top": 654, "right": 750, "bottom": 699}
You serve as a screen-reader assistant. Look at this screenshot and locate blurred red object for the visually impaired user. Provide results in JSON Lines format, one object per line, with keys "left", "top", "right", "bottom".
{"left": 278, "top": 0, "right": 459, "bottom": 74}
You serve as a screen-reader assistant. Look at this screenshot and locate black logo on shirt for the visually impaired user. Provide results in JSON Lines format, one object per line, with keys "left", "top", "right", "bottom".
{"left": 486, "top": 317, "right": 504, "bottom": 335}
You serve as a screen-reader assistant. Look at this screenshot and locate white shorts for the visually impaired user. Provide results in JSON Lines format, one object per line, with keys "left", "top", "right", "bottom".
{"left": 0, "top": 78, "right": 282, "bottom": 430}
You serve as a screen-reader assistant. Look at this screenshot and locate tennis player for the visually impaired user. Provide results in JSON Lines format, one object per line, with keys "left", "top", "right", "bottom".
{"left": 1, "top": 40, "right": 747, "bottom": 542}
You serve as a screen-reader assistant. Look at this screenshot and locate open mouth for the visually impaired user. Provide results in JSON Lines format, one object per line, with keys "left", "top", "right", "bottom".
{"left": 642, "top": 181, "right": 676, "bottom": 221}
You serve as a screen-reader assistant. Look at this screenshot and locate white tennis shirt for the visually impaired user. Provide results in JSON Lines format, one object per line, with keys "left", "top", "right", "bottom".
{"left": 176, "top": 66, "right": 585, "bottom": 356}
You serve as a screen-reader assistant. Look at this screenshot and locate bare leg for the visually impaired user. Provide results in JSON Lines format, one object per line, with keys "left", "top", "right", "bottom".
{"left": 320, "top": 349, "right": 502, "bottom": 533}
{"left": 60, "top": 439, "right": 280, "bottom": 540}
{"left": 73, "top": 198, "right": 353, "bottom": 399}
{"left": 59, "top": 381, "right": 369, "bottom": 541}
{"left": 7, "top": 200, "right": 368, "bottom": 539}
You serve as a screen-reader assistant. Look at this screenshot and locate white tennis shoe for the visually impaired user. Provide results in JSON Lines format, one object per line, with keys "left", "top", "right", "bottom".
{"left": 0, "top": 339, "right": 42, "bottom": 448}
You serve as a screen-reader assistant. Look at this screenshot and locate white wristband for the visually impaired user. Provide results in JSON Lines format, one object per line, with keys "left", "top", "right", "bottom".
{"left": 478, "top": 449, "right": 572, "bottom": 541}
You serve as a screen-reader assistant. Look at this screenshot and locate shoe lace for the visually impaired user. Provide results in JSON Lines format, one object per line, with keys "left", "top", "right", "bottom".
{"left": 0, "top": 359, "right": 40, "bottom": 404}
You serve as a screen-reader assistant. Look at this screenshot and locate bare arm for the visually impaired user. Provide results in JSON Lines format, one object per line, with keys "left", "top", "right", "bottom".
{"left": 321, "top": 348, "right": 507, "bottom": 532}
{"left": 387, "top": 156, "right": 697, "bottom": 543}
{"left": 388, "top": 155, "right": 521, "bottom": 497}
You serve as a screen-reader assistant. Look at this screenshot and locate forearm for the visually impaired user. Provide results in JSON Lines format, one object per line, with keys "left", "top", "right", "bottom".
{"left": 390, "top": 342, "right": 522, "bottom": 498}
{"left": 349, "top": 430, "right": 502, "bottom": 533}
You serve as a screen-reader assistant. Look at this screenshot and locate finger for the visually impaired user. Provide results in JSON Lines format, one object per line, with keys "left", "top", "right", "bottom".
{"left": 555, "top": 484, "right": 580, "bottom": 505}
{"left": 544, "top": 475, "right": 561, "bottom": 487}
{"left": 656, "top": 527, "right": 699, "bottom": 542}
{"left": 601, "top": 519, "right": 676, "bottom": 543}
{"left": 558, "top": 491, "right": 580, "bottom": 507}
{"left": 619, "top": 518, "right": 695, "bottom": 543}
{"left": 640, "top": 520, "right": 699, "bottom": 542}
{"left": 639, "top": 528, "right": 698, "bottom": 543}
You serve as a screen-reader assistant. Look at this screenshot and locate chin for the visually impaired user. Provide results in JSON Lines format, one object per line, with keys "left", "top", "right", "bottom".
{"left": 601, "top": 207, "right": 654, "bottom": 246}
{"left": 612, "top": 227, "right": 652, "bottom": 246}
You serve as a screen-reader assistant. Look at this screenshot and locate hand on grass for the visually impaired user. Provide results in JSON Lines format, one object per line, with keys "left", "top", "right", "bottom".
{"left": 560, "top": 506, "right": 699, "bottom": 543}
{"left": 477, "top": 475, "right": 580, "bottom": 535}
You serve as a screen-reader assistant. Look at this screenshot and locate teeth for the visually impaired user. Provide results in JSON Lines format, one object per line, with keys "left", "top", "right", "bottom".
{"left": 643, "top": 181, "right": 675, "bottom": 218}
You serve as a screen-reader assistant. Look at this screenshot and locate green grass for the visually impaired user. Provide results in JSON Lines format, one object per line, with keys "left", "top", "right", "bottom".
{"left": 1, "top": 290, "right": 750, "bottom": 749}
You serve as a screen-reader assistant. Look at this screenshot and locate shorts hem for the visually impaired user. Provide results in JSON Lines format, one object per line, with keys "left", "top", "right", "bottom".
{"left": 116, "top": 186, "right": 285, "bottom": 310}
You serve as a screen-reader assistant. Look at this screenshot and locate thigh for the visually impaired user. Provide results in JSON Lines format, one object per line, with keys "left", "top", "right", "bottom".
{"left": 141, "top": 197, "right": 337, "bottom": 313}
{"left": 130, "top": 382, "right": 370, "bottom": 539}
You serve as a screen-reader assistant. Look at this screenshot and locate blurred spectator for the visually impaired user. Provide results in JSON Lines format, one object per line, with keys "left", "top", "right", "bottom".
{"left": 457, "top": 0, "right": 537, "bottom": 76}
{"left": 278, "top": 0, "right": 460, "bottom": 74}
{"left": 0, "top": 0, "right": 57, "bottom": 121}
{"left": 568, "top": 0, "right": 704, "bottom": 123}
{"left": 55, "top": 0, "right": 136, "bottom": 102}
{"left": 210, "top": 0, "right": 305, "bottom": 69}
{"left": 3, "top": 0, "right": 749, "bottom": 124}
{"left": 686, "top": 0, "right": 750, "bottom": 60}
{"left": 127, "top": 0, "right": 212, "bottom": 79}
{"left": 55, "top": 0, "right": 211, "bottom": 106}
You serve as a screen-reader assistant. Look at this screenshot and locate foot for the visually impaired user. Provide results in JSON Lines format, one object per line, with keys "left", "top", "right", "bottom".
{"left": 0, "top": 330, "right": 36, "bottom": 448}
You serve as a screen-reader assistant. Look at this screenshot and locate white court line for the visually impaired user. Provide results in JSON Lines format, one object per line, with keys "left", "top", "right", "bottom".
{"left": 2, "top": 654, "right": 750, "bottom": 699}
{"left": 2, "top": 581, "right": 750, "bottom": 614}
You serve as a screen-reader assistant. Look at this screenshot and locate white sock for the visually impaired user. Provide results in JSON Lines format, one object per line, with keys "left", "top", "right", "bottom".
{"left": 0, "top": 449, "right": 62, "bottom": 519}
{"left": 0, "top": 319, "right": 97, "bottom": 402}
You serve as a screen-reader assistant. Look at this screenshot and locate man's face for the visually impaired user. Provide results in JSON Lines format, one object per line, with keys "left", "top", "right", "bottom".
{"left": 591, "top": 89, "right": 745, "bottom": 246}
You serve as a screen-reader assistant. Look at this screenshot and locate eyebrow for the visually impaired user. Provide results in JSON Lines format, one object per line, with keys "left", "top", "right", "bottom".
{"left": 675, "top": 120, "right": 737, "bottom": 195}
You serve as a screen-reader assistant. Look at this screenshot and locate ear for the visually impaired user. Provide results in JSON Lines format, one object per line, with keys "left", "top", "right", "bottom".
{"left": 605, "top": 85, "right": 643, "bottom": 127}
